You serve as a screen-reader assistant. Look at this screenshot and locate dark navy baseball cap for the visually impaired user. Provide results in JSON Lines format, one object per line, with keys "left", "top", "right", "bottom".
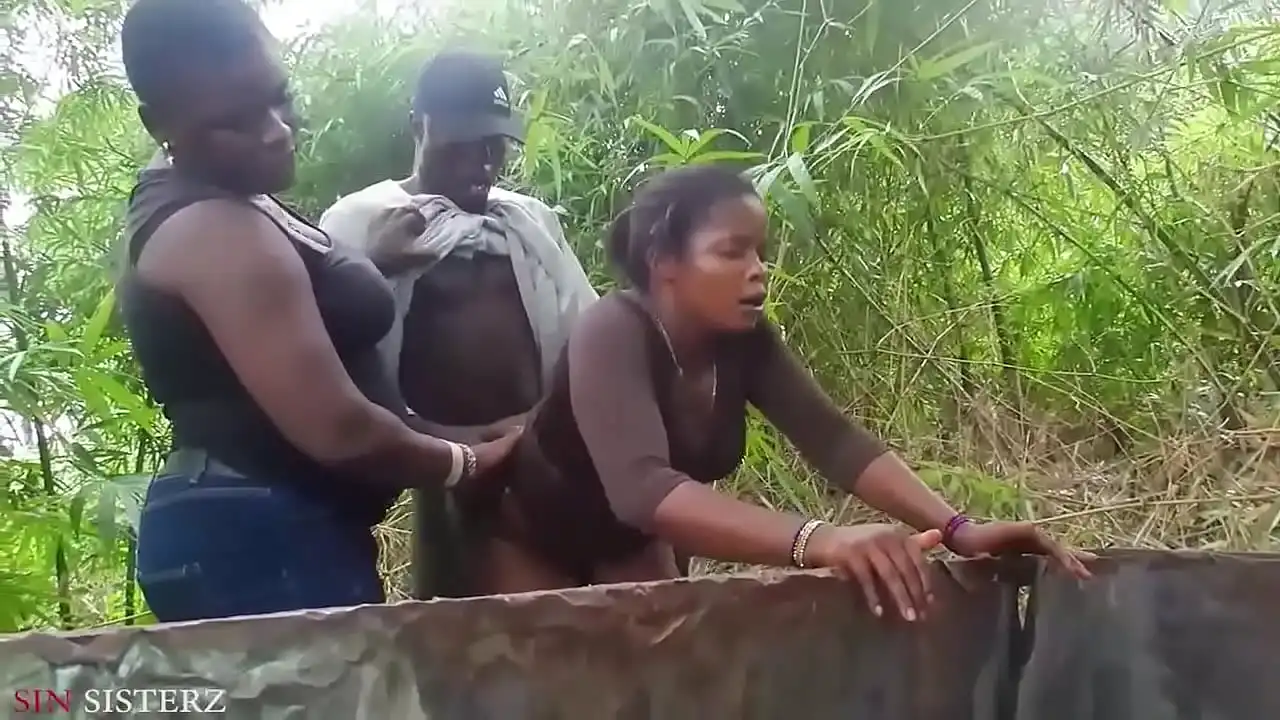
{"left": 412, "top": 50, "right": 524, "bottom": 143}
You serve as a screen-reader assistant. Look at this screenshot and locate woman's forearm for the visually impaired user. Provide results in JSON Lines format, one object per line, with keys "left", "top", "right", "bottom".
{"left": 327, "top": 405, "right": 457, "bottom": 488}
{"left": 650, "top": 482, "right": 807, "bottom": 567}
{"left": 852, "top": 452, "right": 958, "bottom": 532}
{"left": 406, "top": 412, "right": 526, "bottom": 444}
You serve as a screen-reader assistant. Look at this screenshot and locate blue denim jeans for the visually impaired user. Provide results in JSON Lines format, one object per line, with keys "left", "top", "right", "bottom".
{"left": 135, "top": 451, "right": 385, "bottom": 623}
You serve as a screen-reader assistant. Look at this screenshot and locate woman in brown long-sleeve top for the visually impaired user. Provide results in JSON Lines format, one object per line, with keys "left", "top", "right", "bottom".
{"left": 468, "top": 164, "right": 1092, "bottom": 620}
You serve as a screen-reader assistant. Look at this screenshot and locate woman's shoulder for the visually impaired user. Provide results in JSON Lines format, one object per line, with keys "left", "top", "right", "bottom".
{"left": 127, "top": 169, "right": 234, "bottom": 243}
{"left": 127, "top": 179, "right": 254, "bottom": 272}
{"left": 129, "top": 167, "right": 239, "bottom": 213}
{"left": 574, "top": 289, "right": 651, "bottom": 339}
{"left": 558, "top": 290, "right": 659, "bottom": 384}
{"left": 742, "top": 316, "right": 781, "bottom": 348}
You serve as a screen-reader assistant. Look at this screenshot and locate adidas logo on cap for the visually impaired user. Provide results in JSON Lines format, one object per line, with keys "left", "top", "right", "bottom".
{"left": 492, "top": 86, "right": 509, "bottom": 109}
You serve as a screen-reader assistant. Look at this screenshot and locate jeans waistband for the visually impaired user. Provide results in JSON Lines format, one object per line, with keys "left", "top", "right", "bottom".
{"left": 155, "top": 448, "right": 391, "bottom": 528}
{"left": 160, "top": 448, "right": 251, "bottom": 482}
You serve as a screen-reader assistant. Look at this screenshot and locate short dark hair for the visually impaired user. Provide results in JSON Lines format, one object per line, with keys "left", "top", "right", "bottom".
{"left": 608, "top": 164, "right": 758, "bottom": 289}
{"left": 121, "top": 0, "right": 267, "bottom": 110}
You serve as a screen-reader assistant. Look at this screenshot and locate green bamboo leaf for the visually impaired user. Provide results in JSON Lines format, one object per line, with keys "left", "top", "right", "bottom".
{"left": 78, "top": 287, "right": 115, "bottom": 357}
{"left": 785, "top": 153, "right": 820, "bottom": 207}
{"left": 685, "top": 128, "right": 726, "bottom": 156}
{"left": 675, "top": 0, "right": 708, "bottom": 39}
{"left": 68, "top": 484, "right": 90, "bottom": 538}
{"left": 688, "top": 150, "right": 764, "bottom": 163}
{"left": 67, "top": 441, "right": 100, "bottom": 475}
{"left": 648, "top": 152, "right": 688, "bottom": 168}
{"left": 5, "top": 351, "right": 27, "bottom": 383}
{"left": 790, "top": 123, "right": 813, "bottom": 154}
{"left": 770, "top": 181, "right": 814, "bottom": 242}
{"left": 914, "top": 42, "right": 998, "bottom": 83}
{"left": 751, "top": 161, "right": 787, "bottom": 202}
{"left": 627, "top": 116, "right": 688, "bottom": 155}
{"left": 90, "top": 372, "right": 158, "bottom": 432}
{"left": 698, "top": 0, "right": 744, "bottom": 12}
{"left": 74, "top": 369, "right": 118, "bottom": 425}
{"left": 95, "top": 482, "right": 118, "bottom": 551}
{"left": 44, "top": 321, "right": 68, "bottom": 343}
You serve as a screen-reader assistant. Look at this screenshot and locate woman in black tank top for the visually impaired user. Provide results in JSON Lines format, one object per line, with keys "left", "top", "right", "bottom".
{"left": 117, "top": 0, "right": 518, "bottom": 622}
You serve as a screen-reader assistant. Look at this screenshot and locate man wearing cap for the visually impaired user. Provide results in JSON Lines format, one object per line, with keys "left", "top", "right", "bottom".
{"left": 319, "top": 50, "right": 597, "bottom": 598}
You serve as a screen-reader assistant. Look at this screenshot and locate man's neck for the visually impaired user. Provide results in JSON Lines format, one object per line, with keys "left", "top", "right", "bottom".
{"left": 400, "top": 171, "right": 491, "bottom": 213}
{"left": 398, "top": 174, "right": 422, "bottom": 196}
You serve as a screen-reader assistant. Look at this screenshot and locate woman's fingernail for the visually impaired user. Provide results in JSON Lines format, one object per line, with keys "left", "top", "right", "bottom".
{"left": 928, "top": 593, "right": 936, "bottom": 603}
{"left": 905, "top": 608, "right": 917, "bottom": 622}
{"left": 874, "top": 605, "right": 883, "bottom": 617}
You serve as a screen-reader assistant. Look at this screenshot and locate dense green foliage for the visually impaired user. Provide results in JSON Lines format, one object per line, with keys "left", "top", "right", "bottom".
{"left": 2, "top": 0, "right": 1279, "bottom": 633}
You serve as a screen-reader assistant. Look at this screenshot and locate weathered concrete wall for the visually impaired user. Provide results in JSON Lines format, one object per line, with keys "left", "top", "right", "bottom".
{"left": 4, "top": 551, "right": 1279, "bottom": 719}
{"left": 2, "top": 561, "right": 1015, "bottom": 719}
{"left": 1016, "top": 550, "right": 1280, "bottom": 720}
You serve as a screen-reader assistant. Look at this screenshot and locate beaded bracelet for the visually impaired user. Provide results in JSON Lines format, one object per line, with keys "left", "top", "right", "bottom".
{"left": 941, "top": 513, "right": 971, "bottom": 551}
{"left": 442, "top": 443, "right": 479, "bottom": 489}
{"left": 790, "top": 519, "right": 826, "bottom": 568}
{"left": 460, "top": 444, "right": 477, "bottom": 483}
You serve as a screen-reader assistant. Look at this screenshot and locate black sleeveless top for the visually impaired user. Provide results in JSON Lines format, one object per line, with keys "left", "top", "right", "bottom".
{"left": 118, "top": 168, "right": 402, "bottom": 526}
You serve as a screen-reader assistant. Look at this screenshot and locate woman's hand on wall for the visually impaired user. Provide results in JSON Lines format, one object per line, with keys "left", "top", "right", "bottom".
{"left": 947, "top": 521, "right": 1094, "bottom": 580}
{"left": 804, "top": 524, "right": 943, "bottom": 622}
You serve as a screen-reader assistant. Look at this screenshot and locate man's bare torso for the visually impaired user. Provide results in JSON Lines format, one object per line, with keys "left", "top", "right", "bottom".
{"left": 398, "top": 252, "right": 541, "bottom": 427}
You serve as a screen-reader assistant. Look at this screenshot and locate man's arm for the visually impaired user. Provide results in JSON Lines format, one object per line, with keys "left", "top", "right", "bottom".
{"left": 320, "top": 196, "right": 431, "bottom": 276}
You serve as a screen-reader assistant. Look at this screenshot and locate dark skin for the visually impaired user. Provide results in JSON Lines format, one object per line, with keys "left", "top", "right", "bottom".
{"left": 353, "top": 118, "right": 537, "bottom": 595}
{"left": 368, "top": 117, "right": 509, "bottom": 270}
{"left": 652, "top": 194, "right": 1093, "bottom": 618}
{"left": 408, "top": 117, "right": 507, "bottom": 213}
{"left": 134, "top": 31, "right": 518, "bottom": 490}
{"left": 484, "top": 193, "right": 1093, "bottom": 614}
{"left": 138, "top": 35, "right": 297, "bottom": 196}
{"left": 364, "top": 117, "right": 527, "bottom": 442}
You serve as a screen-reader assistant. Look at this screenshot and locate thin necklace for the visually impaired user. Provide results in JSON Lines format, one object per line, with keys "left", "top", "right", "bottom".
{"left": 652, "top": 315, "right": 717, "bottom": 406}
